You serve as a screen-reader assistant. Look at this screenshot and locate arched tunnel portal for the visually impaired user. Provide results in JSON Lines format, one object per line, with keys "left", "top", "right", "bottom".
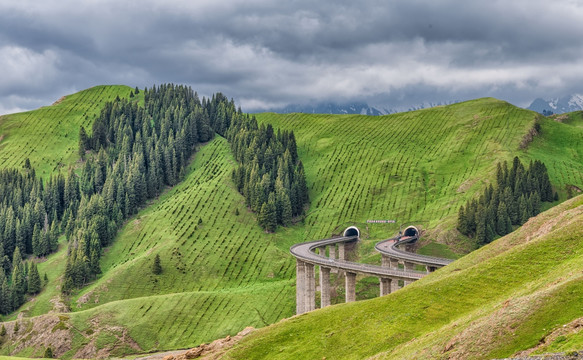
{"left": 403, "top": 226, "right": 420, "bottom": 238}
{"left": 343, "top": 226, "right": 360, "bottom": 239}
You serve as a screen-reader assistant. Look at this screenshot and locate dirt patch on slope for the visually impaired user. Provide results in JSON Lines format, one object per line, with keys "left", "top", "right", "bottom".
{"left": 52, "top": 96, "right": 66, "bottom": 106}
{"left": 74, "top": 316, "right": 142, "bottom": 359}
{"left": 0, "top": 314, "right": 73, "bottom": 358}
{"left": 152, "top": 327, "right": 255, "bottom": 360}
{"left": 515, "top": 317, "right": 583, "bottom": 357}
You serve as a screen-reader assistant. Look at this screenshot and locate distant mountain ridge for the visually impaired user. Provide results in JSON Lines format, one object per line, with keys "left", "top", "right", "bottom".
{"left": 265, "top": 100, "right": 459, "bottom": 116}
{"left": 527, "top": 94, "right": 583, "bottom": 115}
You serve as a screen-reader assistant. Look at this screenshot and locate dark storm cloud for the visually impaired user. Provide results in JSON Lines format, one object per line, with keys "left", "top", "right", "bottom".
{"left": 1, "top": 0, "right": 583, "bottom": 114}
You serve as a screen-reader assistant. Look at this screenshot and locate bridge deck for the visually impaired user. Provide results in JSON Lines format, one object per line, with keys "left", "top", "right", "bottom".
{"left": 290, "top": 236, "right": 426, "bottom": 280}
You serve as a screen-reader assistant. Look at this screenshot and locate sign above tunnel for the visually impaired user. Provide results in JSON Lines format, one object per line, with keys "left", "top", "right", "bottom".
{"left": 366, "top": 220, "right": 396, "bottom": 223}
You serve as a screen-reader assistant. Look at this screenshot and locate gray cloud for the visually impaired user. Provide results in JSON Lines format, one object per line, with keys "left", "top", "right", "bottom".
{"left": 1, "top": 0, "right": 583, "bottom": 114}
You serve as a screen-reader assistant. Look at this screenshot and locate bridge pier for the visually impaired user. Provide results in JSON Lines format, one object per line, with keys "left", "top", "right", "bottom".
{"left": 329, "top": 244, "right": 336, "bottom": 259}
{"left": 305, "top": 263, "right": 315, "bottom": 312}
{"left": 403, "top": 261, "right": 415, "bottom": 286}
{"left": 381, "top": 254, "right": 390, "bottom": 267}
{"left": 318, "top": 246, "right": 326, "bottom": 256}
{"left": 296, "top": 260, "right": 306, "bottom": 314}
{"left": 345, "top": 272, "right": 356, "bottom": 303}
{"left": 320, "top": 266, "right": 331, "bottom": 308}
{"left": 379, "top": 277, "right": 392, "bottom": 296}
{"left": 338, "top": 242, "right": 345, "bottom": 260}
{"left": 389, "top": 258, "right": 401, "bottom": 291}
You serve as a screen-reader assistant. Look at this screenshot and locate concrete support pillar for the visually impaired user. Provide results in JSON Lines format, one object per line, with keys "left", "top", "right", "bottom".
{"left": 318, "top": 246, "right": 327, "bottom": 256}
{"left": 381, "top": 254, "right": 390, "bottom": 267}
{"left": 296, "top": 260, "right": 306, "bottom": 314}
{"left": 305, "top": 263, "right": 315, "bottom": 311}
{"left": 338, "top": 242, "right": 345, "bottom": 260}
{"left": 389, "top": 258, "right": 400, "bottom": 292}
{"left": 404, "top": 261, "right": 415, "bottom": 286}
{"left": 329, "top": 244, "right": 336, "bottom": 259}
{"left": 320, "top": 267, "right": 331, "bottom": 308}
{"left": 379, "top": 277, "right": 392, "bottom": 296}
{"left": 345, "top": 272, "right": 356, "bottom": 303}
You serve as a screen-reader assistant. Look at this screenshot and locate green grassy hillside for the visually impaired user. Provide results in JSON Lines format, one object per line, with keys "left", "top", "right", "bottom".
{"left": 0, "top": 137, "right": 296, "bottom": 359}
{"left": 223, "top": 195, "right": 583, "bottom": 359}
{"left": 254, "top": 100, "right": 583, "bottom": 249}
{"left": 0, "top": 85, "right": 137, "bottom": 176}
{"left": 2, "top": 91, "right": 582, "bottom": 358}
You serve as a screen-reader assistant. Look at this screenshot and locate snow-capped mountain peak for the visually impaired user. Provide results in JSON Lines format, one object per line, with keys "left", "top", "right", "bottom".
{"left": 527, "top": 94, "right": 583, "bottom": 115}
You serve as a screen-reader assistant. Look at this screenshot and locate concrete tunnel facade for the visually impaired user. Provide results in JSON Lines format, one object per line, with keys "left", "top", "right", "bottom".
{"left": 403, "top": 226, "right": 419, "bottom": 238}
{"left": 343, "top": 226, "right": 360, "bottom": 238}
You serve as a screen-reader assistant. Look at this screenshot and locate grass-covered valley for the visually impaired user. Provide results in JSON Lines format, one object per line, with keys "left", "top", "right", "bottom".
{"left": 0, "top": 86, "right": 581, "bottom": 359}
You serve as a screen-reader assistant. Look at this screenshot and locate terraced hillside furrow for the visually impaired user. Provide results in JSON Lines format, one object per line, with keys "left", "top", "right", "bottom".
{"left": 40, "top": 137, "right": 296, "bottom": 355}
{"left": 223, "top": 195, "right": 583, "bottom": 360}
{"left": 0, "top": 85, "right": 137, "bottom": 176}
{"left": 255, "top": 99, "right": 583, "bottom": 244}
{"left": 255, "top": 99, "right": 534, "bottom": 239}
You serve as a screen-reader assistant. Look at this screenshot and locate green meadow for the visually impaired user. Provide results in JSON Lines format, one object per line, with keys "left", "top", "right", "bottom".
{"left": 1, "top": 88, "right": 582, "bottom": 358}
{"left": 0, "top": 85, "right": 138, "bottom": 176}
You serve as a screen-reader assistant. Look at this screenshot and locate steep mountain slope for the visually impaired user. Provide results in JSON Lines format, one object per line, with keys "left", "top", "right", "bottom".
{"left": 0, "top": 85, "right": 137, "bottom": 176}
{"left": 223, "top": 195, "right": 583, "bottom": 360}
{"left": 1, "top": 91, "right": 582, "bottom": 358}
{"left": 255, "top": 98, "right": 582, "bottom": 249}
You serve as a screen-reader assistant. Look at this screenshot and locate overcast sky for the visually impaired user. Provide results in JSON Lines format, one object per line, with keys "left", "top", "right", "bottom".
{"left": 1, "top": 0, "right": 583, "bottom": 114}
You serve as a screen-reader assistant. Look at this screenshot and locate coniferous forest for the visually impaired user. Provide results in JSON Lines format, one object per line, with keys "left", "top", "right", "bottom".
{"left": 227, "top": 117, "right": 308, "bottom": 232}
{"left": 457, "top": 157, "right": 556, "bottom": 246}
{"left": 0, "top": 84, "right": 307, "bottom": 307}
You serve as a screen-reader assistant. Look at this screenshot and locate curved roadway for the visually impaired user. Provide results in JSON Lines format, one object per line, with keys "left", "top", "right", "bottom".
{"left": 375, "top": 237, "right": 454, "bottom": 267}
{"left": 290, "top": 236, "right": 427, "bottom": 281}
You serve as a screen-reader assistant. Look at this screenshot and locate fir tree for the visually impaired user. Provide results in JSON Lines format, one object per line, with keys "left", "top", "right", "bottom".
{"left": 27, "top": 263, "right": 41, "bottom": 294}
{"left": 152, "top": 254, "right": 162, "bottom": 275}
{"left": 497, "top": 202, "right": 509, "bottom": 236}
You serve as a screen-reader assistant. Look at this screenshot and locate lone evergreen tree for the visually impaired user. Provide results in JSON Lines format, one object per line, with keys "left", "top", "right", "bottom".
{"left": 27, "top": 263, "right": 41, "bottom": 294}
{"left": 43, "top": 346, "right": 53, "bottom": 358}
{"left": 152, "top": 254, "right": 162, "bottom": 275}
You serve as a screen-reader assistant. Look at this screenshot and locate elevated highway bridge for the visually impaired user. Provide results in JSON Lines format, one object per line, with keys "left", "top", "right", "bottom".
{"left": 291, "top": 225, "right": 454, "bottom": 314}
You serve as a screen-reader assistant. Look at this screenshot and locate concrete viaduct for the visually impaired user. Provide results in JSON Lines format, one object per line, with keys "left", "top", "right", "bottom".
{"left": 291, "top": 226, "right": 454, "bottom": 314}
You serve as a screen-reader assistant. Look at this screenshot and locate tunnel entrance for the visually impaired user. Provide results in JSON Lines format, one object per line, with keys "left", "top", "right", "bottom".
{"left": 402, "top": 226, "right": 419, "bottom": 238}
{"left": 343, "top": 226, "right": 360, "bottom": 239}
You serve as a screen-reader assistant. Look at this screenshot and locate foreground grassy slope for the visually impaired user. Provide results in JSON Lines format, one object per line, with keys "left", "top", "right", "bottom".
{"left": 224, "top": 195, "right": 583, "bottom": 359}
{"left": 0, "top": 85, "right": 137, "bottom": 176}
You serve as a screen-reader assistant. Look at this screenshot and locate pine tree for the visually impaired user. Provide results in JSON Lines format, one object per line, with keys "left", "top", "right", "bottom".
{"left": 27, "top": 263, "right": 41, "bottom": 294}
{"left": 457, "top": 205, "right": 468, "bottom": 235}
{"left": 519, "top": 194, "right": 529, "bottom": 224}
{"left": 79, "top": 126, "right": 89, "bottom": 158}
{"left": 152, "top": 254, "right": 162, "bottom": 275}
{"left": 475, "top": 207, "right": 487, "bottom": 245}
{"left": 497, "top": 202, "right": 509, "bottom": 236}
{"left": 43, "top": 346, "right": 53, "bottom": 358}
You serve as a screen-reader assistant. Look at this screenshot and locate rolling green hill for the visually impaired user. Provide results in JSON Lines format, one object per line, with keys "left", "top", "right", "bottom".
{"left": 0, "top": 85, "right": 138, "bottom": 176}
{"left": 1, "top": 89, "right": 582, "bottom": 358}
{"left": 254, "top": 100, "right": 583, "bottom": 251}
{"left": 223, "top": 194, "right": 583, "bottom": 359}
